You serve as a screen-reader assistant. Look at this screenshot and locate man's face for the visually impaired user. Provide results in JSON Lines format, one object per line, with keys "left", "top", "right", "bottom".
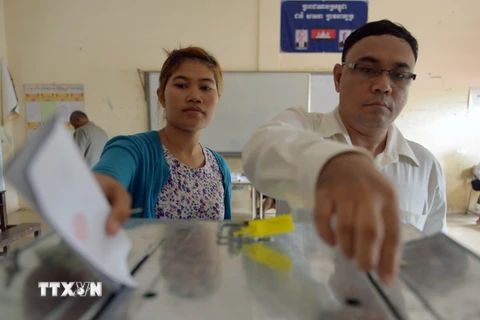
{"left": 333, "top": 34, "right": 416, "bottom": 130}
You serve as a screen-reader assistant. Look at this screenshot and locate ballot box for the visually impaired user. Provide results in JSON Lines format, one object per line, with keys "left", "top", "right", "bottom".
{"left": 0, "top": 216, "right": 478, "bottom": 320}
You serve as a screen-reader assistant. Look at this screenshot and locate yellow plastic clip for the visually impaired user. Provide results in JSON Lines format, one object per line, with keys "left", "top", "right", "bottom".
{"left": 233, "top": 214, "right": 294, "bottom": 238}
{"left": 241, "top": 243, "right": 293, "bottom": 272}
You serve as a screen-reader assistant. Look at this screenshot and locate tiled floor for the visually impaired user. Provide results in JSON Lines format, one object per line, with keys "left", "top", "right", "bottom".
{"left": 3, "top": 210, "right": 480, "bottom": 255}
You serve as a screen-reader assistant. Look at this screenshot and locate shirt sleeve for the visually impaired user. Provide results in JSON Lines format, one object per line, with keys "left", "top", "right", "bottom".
{"left": 242, "top": 107, "right": 372, "bottom": 210}
{"left": 92, "top": 137, "right": 139, "bottom": 191}
{"left": 73, "top": 129, "right": 88, "bottom": 156}
{"left": 423, "top": 159, "right": 448, "bottom": 235}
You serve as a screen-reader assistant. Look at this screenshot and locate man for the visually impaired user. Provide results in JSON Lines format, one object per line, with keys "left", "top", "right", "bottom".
{"left": 242, "top": 20, "right": 447, "bottom": 284}
{"left": 69, "top": 111, "right": 108, "bottom": 168}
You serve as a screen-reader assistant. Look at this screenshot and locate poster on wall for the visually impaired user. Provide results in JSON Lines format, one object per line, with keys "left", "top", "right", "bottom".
{"left": 25, "top": 84, "right": 85, "bottom": 139}
{"left": 280, "top": 0, "right": 368, "bottom": 53}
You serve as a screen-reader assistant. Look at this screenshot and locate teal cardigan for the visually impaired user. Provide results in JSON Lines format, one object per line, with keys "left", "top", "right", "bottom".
{"left": 93, "top": 131, "right": 232, "bottom": 220}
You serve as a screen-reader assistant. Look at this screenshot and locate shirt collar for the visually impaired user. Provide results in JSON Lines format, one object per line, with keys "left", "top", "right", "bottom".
{"left": 383, "top": 125, "right": 420, "bottom": 167}
{"left": 317, "top": 106, "right": 419, "bottom": 167}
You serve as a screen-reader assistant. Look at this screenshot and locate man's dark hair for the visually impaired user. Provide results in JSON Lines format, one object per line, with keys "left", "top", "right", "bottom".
{"left": 341, "top": 19, "right": 418, "bottom": 62}
{"left": 69, "top": 111, "right": 88, "bottom": 122}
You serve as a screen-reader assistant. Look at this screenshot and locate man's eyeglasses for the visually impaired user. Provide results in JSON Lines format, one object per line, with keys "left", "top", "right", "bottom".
{"left": 342, "top": 62, "right": 416, "bottom": 85}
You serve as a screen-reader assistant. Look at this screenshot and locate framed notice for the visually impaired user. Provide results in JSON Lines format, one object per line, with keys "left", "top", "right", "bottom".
{"left": 24, "top": 84, "right": 85, "bottom": 139}
{"left": 280, "top": 0, "right": 368, "bottom": 53}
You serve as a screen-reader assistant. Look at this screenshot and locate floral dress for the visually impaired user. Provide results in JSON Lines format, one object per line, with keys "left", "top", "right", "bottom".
{"left": 155, "top": 146, "right": 225, "bottom": 220}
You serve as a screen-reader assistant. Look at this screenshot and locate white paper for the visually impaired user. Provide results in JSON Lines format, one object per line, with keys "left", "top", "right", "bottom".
{"left": 56, "top": 101, "right": 71, "bottom": 122}
{"left": 5, "top": 116, "right": 137, "bottom": 288}
{"left": 27, "top": 130, "right": 39, "bottom": 141}
{"left": 26, "top": 102, "right": 42, "bottom": 122}
{"left": 0, "top": 138, "right": 4, "bottom": 192}
{"left": 1, "top": 59, "right": 20, "bottom": 123}
{"left": 0, "top": 125, "right": 13, "bottom": 156}
{"left": 469, "top": 87, "right": 480, "bottom": 109}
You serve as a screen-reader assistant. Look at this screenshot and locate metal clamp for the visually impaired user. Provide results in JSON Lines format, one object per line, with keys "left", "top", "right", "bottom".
{"left": 216, "top": 222, "right": 274, "bottom": 256}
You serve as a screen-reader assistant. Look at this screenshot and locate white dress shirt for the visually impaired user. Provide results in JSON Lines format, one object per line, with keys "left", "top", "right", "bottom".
{"left": 242, "top": 107, "right": 447, "bottom": 235}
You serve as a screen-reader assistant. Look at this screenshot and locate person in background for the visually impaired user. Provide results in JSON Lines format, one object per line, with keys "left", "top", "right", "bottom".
{"left": 470, "top": 162, "right": 480, "bottom": 225}
{"left": 242, "top": 20, "right": 447, "bottom": 284}
{"left": 69, "top": 111, "right": 108, "bottom": 168}
{"left": 93, "top": 46, "right": 231, "bottom": 225}
{"left": 262, "top": 196, "right": 276, "bottom": 213}
{"left": 252, "top": 193, "right": 276, "bottom": 219}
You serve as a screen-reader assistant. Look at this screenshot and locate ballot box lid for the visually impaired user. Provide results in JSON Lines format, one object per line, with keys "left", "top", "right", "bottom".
{"left": 3, "top": 216, "right": 476, "bottom": 320}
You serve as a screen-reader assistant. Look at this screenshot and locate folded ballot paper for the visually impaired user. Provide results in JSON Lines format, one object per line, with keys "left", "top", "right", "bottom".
{"left": 5, "top": 116, "right": 137, "bottom": 288}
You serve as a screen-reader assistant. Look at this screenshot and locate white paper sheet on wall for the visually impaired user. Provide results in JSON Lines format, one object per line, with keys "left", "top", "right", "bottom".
{"left": 148, "top": 72, "right": 162, "bottom": 130}
{"left": 24, "top": 84, "right": 86, "bottom": 139}
{"left": 1, "top": 59, "right": 20, "bottom": 123}
{"left": 0, "top": 137, "right": 4, "bottom": 192}
{"left": 25, "top": 102, "right": 42, "bottom": 122}
{"left": 468, "top": 87, "right": 480, "bottom": 109}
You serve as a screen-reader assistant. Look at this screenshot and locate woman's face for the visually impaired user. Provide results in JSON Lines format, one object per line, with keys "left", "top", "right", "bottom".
{"left": 158, "top": 60, "right": 219, "bottom": 132}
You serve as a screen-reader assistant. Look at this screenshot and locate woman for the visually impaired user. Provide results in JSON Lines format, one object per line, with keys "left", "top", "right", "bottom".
{"left": 93, "top": 46, "right": 231, "bottom": 234}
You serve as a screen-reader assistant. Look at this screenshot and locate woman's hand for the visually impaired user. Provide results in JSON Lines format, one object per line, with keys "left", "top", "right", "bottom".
{"left": 94, "top": 173, "right": 132, "bottom": 235}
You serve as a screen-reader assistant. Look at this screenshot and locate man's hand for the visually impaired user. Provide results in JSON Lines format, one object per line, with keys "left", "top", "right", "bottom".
{"left": 94, "top": 173, "right": 132, "bottom": 235}
{"left": 314, "top": 152, "right": 401, "bottom": 284}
